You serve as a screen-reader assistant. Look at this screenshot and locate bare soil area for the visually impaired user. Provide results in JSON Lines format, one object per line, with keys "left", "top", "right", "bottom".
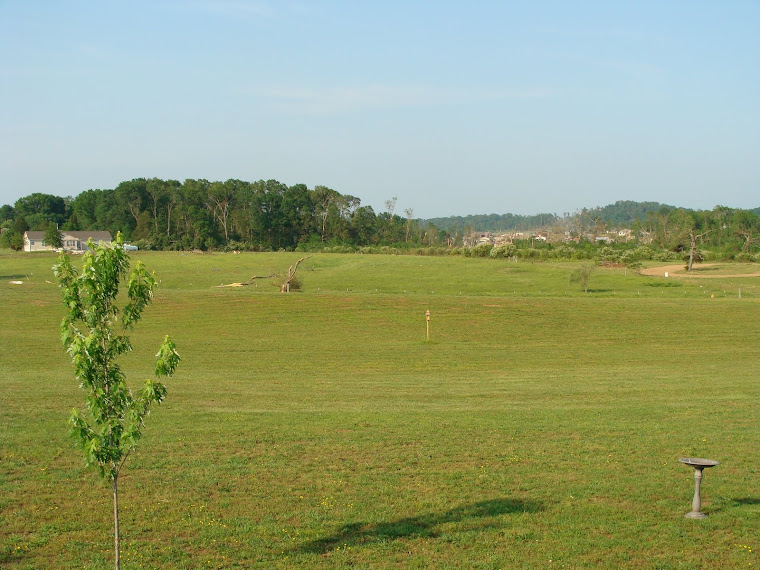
{"left": 640, "top": 263, "right": 760, "bottom": 278}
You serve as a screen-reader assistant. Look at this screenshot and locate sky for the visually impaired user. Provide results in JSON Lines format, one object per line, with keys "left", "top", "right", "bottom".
{"left": 1, "top": 1, "right": 758, "bottom": 219}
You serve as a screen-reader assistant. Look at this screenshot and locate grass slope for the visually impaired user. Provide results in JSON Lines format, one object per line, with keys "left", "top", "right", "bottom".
{"left": 1, "top": 251, "right": 758, "bottom": 568}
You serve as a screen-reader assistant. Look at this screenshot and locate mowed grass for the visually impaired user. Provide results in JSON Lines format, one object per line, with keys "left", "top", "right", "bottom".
{"left": 1, "top": 251, "right": 758, "bottom": 569}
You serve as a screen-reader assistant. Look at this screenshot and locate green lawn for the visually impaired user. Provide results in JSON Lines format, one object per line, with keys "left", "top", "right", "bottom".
{"left": 1, "top": 251, "right": 758, "bottom": 568}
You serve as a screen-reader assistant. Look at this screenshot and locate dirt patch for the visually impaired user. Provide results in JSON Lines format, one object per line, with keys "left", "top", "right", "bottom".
{"left": 640, "top": 264, "right": 760, "bottom": 278}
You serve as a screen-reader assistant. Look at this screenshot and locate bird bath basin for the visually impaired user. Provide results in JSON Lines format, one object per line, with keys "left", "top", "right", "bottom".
{"left": 679, "top": 457, "right": 719, "bottom": 519}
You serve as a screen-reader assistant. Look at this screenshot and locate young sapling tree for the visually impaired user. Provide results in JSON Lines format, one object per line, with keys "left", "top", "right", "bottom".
{"left": 54, "top": 233, "right": 180, "bottom": 570}
{"left": 570, "top": 263, "right": 595, "bottom": 293}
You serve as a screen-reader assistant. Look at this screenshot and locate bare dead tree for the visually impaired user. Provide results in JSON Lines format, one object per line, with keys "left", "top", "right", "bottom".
{"left": 280, "top": 256, "right": 310, "bottom": 292}
{"left": 217, "top": 256, "right": 311, "bottom": 291}
{"left": 687, "top": 229, "right": 712, "bottom": 272}
{"left": 404, "top": 208, "right": 414, "bottom": 243}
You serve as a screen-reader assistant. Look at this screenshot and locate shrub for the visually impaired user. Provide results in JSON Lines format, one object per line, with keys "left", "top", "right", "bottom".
{"left": 654, "top": 251, "right": 678, "bottom": 262}
{"left": 735, "top": 252, "right": 755, "bottom": 262}
{"left": 519, "top": 248, "right": 540, "bottom": 259}
{"left": 599, "top": 246, "right": 620, "bottom": 262}
{"left": 471, "top": 243, "right": 493, "bottom": 258}
{"left": 619, "top": 249, "right": 643, "bottom": 267}
{"left": 633, "top": 246, "right": 654, "bottom": 260}
{"left": 572, "top": 249, "right": 592, "bottom": 260}
{"left": 490, "top": 244, "right": 517, "bottom": 259}
{"left": 551, "top": 246, "right": 575, "bottom": 260}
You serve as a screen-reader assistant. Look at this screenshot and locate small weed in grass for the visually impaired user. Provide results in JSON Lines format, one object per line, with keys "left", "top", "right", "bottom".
{"left": 645, "top": 280, "right": 683, "bottom": 287}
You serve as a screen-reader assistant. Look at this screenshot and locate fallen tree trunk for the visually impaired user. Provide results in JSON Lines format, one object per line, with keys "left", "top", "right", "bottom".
{"left": 217, "top": 256, "right": 312, "bottom": 291}
{"left": 216, "top": 274, "right": 276, "bottom": 287}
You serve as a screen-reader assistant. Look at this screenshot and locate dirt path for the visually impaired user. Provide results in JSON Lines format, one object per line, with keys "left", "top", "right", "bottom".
{"left": 640, "top": 263, "right": 760, "bottom": 278}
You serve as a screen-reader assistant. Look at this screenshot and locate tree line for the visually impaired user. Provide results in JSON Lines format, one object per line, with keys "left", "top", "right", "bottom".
{"left": 0, "top": 179, "right": 445, "bottom": 251}
{"left": 1, "top": 181, "right": 758, "bottom": 260}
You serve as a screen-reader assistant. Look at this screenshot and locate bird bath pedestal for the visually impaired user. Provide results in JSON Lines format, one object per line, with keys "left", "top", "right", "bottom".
{"left": 679, "top": 457, "right": 719, "bottom": 519}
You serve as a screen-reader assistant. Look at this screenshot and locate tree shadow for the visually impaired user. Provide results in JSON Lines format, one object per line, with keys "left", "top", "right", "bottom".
{"left": 295, "top": 498, "right": 543, "bottom": 554}
{"left": 708, "top": 497, "right": 760, "bottom": 515}
{"left": 733, "top": 497, "right": 760, "bottom": 505}
{"left": 1, "top": 274, "right": 28, "bottom": 280}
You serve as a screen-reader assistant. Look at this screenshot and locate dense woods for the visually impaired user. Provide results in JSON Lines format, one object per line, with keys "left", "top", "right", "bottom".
{"left": 1, "top": 179, "right": 759, "bottom": 261}
{"left": 0, "top": 179, "right": 440, "bottom": 251}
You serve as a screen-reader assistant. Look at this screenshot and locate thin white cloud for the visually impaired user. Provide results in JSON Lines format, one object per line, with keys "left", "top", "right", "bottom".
{"left": 246, "top": 84, "right": 552, "bottom": 115}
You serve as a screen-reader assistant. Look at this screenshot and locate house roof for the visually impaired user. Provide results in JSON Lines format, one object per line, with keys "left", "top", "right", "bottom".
{"left": 64, "top": 231, "right": 112, "bottom": 241}
{"left": 25, "top": 231, "right": 112, "bottom": 241}
{"left": 24, "top": 231, "right": 111, "bottom": 242}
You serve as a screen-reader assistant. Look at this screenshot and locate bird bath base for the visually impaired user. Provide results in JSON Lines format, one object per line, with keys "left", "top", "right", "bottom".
{"left": 679, "top": 458, "right": 719, "bottom": 519}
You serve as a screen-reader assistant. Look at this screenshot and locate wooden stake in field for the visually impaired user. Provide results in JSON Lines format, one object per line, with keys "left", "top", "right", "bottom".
{"left": 426, "top": 309, "right": 431, "bottom": 341}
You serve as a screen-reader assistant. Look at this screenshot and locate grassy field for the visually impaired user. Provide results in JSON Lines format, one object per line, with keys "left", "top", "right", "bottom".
{"left": 1, "top": 250, "right": 758, "bottom": 569}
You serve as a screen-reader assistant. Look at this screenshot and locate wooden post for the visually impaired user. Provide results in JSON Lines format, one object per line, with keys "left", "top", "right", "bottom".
{"left": 425, "top": 310, "right": 431, "bottom": 341}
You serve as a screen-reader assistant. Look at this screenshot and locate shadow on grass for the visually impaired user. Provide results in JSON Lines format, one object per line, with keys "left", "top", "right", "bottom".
{"left": 733, "top": 497, "right": 760, "bottom": 506}
{"left": 1, "top": 274, "right": 28, "bottom": 280}
{"left": 295, "top": 498, "right": 543, "bottom": 554}
{"left": 708, "top": 497, "right": 760, "bottom": 515}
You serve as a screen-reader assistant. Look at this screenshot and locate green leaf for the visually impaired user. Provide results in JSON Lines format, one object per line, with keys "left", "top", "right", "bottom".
{"left": 155, "top": 336, "right": 180, "bottom": 378}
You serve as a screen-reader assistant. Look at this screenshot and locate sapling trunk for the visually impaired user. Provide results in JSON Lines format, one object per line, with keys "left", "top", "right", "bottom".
{"left": 113, "top": 474, "right": 120, "bottom": 570}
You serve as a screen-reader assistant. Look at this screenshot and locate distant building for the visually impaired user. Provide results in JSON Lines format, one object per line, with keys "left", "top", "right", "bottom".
{"left": 494, "top": 233, "right": 514, "bottom": 245}
{"left": 23, "top": 231, "right": 112, "bottom": 252}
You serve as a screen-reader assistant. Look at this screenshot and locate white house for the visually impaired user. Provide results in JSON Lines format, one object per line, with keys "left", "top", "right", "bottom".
{"left": 23, "top": 231, "right": 112, "bottom": 252}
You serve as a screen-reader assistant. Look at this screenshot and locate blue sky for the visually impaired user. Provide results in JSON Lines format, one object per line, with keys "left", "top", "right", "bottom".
{"left": 1, "top": 1, "right": 758, "bottom": 218}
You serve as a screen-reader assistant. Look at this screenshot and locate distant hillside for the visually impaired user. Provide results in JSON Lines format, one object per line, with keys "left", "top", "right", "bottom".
{"left": 583, "top": 200, "right": 676, "bottom": 226}
{"left": 423, "top": 200, "right": 675, "bottom": 233}
{"left": 423, "top": 212, "right": 558, "bottom": 234}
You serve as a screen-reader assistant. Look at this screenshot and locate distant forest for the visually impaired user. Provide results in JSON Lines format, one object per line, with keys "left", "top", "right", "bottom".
{"left": 424, "top": 200, "right": 678, "bottom": 233}
{"left": 1, "top": 180, "right": 759, "bottom": 258}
